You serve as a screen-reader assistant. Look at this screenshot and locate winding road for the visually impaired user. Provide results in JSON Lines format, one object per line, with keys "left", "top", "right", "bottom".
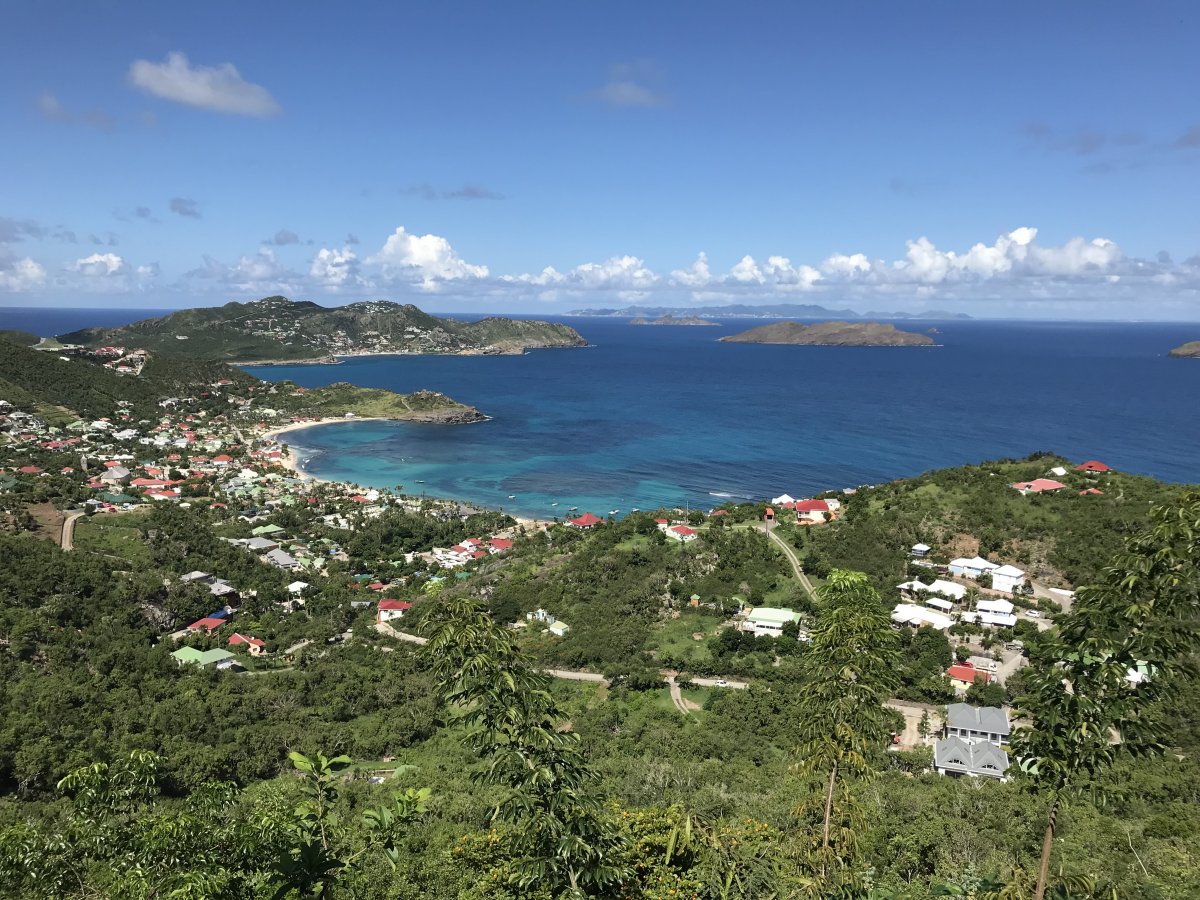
{"left": 60, "top": 510, "right": 85, "bottom": 551}
{"left": 762, "top": 523, "right": 817, "bottom": 600}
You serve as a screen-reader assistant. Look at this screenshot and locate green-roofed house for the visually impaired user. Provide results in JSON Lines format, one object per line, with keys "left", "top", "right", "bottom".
{"left": 742, "top": 606, "right": 802, "bottom": 637}
{"left": 171, "top": 647, "right": 236, "bottom": 668}
{"left": 252, "top": 524, "right": 286, "bottom": 537}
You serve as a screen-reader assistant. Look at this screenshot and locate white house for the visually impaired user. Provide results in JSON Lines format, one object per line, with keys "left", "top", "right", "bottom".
{"left": 548, "top": 620, "right": 571, "bottom": 637}
{"left": 377, "top": 599, "right": 412, "bottom": 624}
{"left": 770, "top": 493, "right": 796, "bottom": 505}
{"left": 948, "top": 556, "right": 1000, "bottom": 580}
{"left": 911, "top": 543, "right": 931, "bottom": 557}
{"left": 742, "top": 607, "right": 801, "bottom": 637}
{"left": 891, "top": 603, "right": 954, "bottom": 631}
{"left": 991, "top": 565, "right": 1026, "bottom": 595}
{"left": 927, "top": 579, "right": 968, "bottom": 602}
{"left": 666, "top": 525, "right": 697, "bottom": 543}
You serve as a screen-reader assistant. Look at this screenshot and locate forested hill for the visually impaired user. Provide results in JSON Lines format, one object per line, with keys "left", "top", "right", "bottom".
{"left": 0, "top": 336, "right": 254, "bottom": 422}
{"left": 59, "top": 296, "right": 588, "bottom": 362}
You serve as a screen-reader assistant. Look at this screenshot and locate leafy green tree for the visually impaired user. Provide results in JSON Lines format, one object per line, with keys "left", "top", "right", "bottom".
{"left": 423, "top": 596, "right": 629, "bottom": 896}
{"left": 1012, "top": 491, "right": 1200, "bottom": 899}
{"left": 790, "top": 569, "right": 900, "bottom": 896}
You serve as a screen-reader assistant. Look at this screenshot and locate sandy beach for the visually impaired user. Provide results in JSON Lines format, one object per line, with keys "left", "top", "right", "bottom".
{"left": 258, "top": 417, "right": 553, "bottom": 530}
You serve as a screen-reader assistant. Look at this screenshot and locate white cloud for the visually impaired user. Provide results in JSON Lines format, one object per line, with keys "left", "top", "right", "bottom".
{"left": 74, "top": 252, "right": 126, "bottom": 277}
{"left": 671, "top": 252, "right": 712, "bottom": 287}
{"left": 369, "top": 227, "right": 488, "bottom": 290}
{"left": 37, "top": 91, "right": 70, "bottom": 122}
{"left": 127, "top": 52, "right": 281, "bottom": 117}
{"left": 309, "top": 247, "right": 362, "bottom": 288}
{"left": 503, "top": 255, "right": 658, "bottom": 292}
{"left": 0, "top": 257, "right": 47, "bottom": 291}
{"left": 587, "top": 62, "right": 668, "bottom": 108}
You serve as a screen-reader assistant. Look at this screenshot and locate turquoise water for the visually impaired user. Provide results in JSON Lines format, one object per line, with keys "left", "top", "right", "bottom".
{"left": 245, "top": 319, "right": 1200, "bottom": 519}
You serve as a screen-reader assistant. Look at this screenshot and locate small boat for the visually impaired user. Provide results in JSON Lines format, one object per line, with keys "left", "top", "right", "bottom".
{"left": 568, "top": 507, "right": 578, "bottom": 512}
{"left": 415, "top": 480, "right": 424, "bottom": 484}
{"left": 550, "top": 502, "right": 558, "bottom": 507}
{"left": 508, "top": 495, "right": 516, "bottom": 500}
{"left": 609, "top": 509, "right": 620, "bottom": 515}
{"left": 631, "top": 507, "right": 640, "bottom": 512}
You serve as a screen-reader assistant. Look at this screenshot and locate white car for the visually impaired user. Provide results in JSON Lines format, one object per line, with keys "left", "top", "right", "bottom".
{"left": 715, "top": 679, "right": 729, "bottom": 687}
{"left": 1026, "top": 610, "right": 1041, "bottom": 619}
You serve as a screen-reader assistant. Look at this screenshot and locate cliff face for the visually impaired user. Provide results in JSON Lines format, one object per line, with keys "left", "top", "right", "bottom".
{"left": 719, "top": 321, "right": 936, "bottom": 347}
{"left": 1168, "top": 341, "right": 1200, "bottom": 358}
{"left": 60, "top": 297, "right": 587, "bottom": 362}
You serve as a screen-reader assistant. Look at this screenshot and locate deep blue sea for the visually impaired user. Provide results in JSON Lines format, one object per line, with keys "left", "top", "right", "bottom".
{"left": 4, "top": 307, "right": 1198, "bottom": 519}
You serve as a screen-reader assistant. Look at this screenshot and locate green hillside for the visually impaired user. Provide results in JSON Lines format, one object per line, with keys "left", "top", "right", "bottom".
{"left": 60, "top": 296, "right": 587, "bottom": 362}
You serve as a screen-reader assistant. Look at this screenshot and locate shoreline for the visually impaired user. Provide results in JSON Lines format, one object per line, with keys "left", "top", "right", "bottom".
{"left": 258, "top": 416, "right": 552, "bottom": 531}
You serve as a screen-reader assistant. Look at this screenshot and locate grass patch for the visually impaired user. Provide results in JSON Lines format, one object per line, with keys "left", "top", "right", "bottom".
{"left": 72, "top": 509, "right": 154, "bottom": 567}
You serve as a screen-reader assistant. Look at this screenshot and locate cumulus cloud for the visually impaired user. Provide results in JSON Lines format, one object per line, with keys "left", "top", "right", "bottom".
{"left": 127, "top": 52, "right": 281, "bottom": 117}
{"left": 309, "top": 247, "right": 362, "bottom": 288}
{"left": 271, "top": 228, "right": 300, "bottom": 245}
{"left": 586, "top": 62, "right": 668, "bottom": 108}
{"left": 185, "top": 247, "right": 299, "bottom": 293}
{"left": 0, "top": 257, "right": 47, "bottom": 291}
{"left": 368, "top": 227, "right": 488, "bottom": 290}
{"left": 169, "top": 197, "right": 201, "bottom": 219}
{"left": 671, "top": 252, "right": 713, "bottom": 287}
{"left": 74, "top": 252, "right": 126, "bottom": 277}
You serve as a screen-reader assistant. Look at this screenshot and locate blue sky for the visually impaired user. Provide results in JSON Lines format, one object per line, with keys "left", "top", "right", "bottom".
{"left": 3, "top": 1, "right": 1200, "bottom": 318}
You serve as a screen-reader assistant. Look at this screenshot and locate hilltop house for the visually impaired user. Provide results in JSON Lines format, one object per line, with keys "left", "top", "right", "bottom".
{"left": 948, "top": 556, "right": 999, "bottom": 580}
{"left": 377, "top": 599, "right": 413, "bottom": 624}
{"left": 946, "top": 662, "right": 992, "bottom": 690}
{"left": 911, "top": 543, "right": 931, "bottom": 558}
{"left": 891, "top": 603, "right": 954, "bottom": 631}
{"left": 227, "top": 633, "right": 267, "bottom": 656}
{"left": 568, "top": 512, "right": 603, "bottom": 528}
{"left": 666, "top": 525, "right": 697, "bottom": 542}
{"left": 1010, "top": 478, "right": 1066, "bottom": 495}
{"left": 1075, "top": 459, "right": 1111, "bottom": 474}
{"left": 171, "top": 647, "right": 236, "bottom": 669}
{"left": 741, "top": 607, "right": 801, "bottom": 637}
{"left": 991, "top": 564, "right": 1026, "bottom": 595}
{"left": 933, "top": 703, "right": 1011, "bottom": 781}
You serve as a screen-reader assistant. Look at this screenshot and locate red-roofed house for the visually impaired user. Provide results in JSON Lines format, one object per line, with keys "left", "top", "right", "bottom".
{"left": 211, "top": 455, "right": 233, "bottom": 467}
{"left": 947, "top": 663, "right": 993, "bottom": 690}
{"left": 1075, "top": 460, "right": 1112, "bottom": 474}
{"left": 367, "top": 582, "right": 387, "bottom": 591}
{"left": 1011, "top": 479, "right": 1066, "bottom": 495}
{"left": 709, "top": 509, "right": 728, "bottom": 517}
{"left": 764, "top": 507, "right": 775, "bottom": 522}
{"left": 1079, "top": 487, "right": 1105, "bottom": 496}
{"left": 794, "top": 498, "right": 832, "bottom": 523}
{"left": 378, "top": 599, "right": 413, "bottom": 624}
{"left": 227, "top": 633, "right": 267, "bottom": 656}
{"left": 188, "top": 617, "right": 226, "bottom": 635}
{"left": 488, "top": 538, "right": 513, "bottom": 553}
{"left": 17, "top": 465, "right": 43, "bottom": 475}
{"left": 569, "top": 512, "right": 603, "bottom": 528}
{"left": 667, "top": 525, "right": 697, "bottom": 543}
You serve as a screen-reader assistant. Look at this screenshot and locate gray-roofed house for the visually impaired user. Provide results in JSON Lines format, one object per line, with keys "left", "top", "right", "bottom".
{"left": 933, "top": 735, "right": 1010, "bottom": 781}
{"left": 246, "top": 536, "right": 280, "bottom": 553}
{"left": 265, "top": 548, "right": 300, "bottom": 570}
{"left": 944, "top": 703, "right": 1011, "bottom": 745}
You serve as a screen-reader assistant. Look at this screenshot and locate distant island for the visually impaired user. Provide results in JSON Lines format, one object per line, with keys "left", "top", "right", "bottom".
{"left": 58, "top": 296, "right": 588, "bottom": 363}
{"left": 629, "top": 314, "right": 718, "bottom": 326}
{"left": 1168, "top": 341, "right": 1200, "bottom": 358}
{"left": 719, "top": 320, "right": 937, "bottom": 347}
{"left": 570, "top": 302, "right": 971, "bottom": 320}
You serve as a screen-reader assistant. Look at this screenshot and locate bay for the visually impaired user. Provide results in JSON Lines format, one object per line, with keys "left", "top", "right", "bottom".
{"left": 242, "top": 318, "right": 1200, "bottom": 519}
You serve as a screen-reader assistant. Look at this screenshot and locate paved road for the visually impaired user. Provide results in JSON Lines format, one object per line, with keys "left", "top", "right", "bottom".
{"left": 374, "top": 622, "right": 428, "bottom": 645}
{"left": 284, "top": 638, "right": 314, "bottom": 655}
{"left": 60, "top": 510, "right": 85, "bottom": 551}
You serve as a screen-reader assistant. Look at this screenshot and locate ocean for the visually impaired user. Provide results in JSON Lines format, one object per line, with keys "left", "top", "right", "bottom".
{"left": 4, "top": 307, "right": 1198, "bottom": 519}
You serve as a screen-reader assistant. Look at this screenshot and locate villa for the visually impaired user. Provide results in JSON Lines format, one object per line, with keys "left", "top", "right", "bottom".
{"left": 741, "top": 606, "right": 801, "bottom": 637}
